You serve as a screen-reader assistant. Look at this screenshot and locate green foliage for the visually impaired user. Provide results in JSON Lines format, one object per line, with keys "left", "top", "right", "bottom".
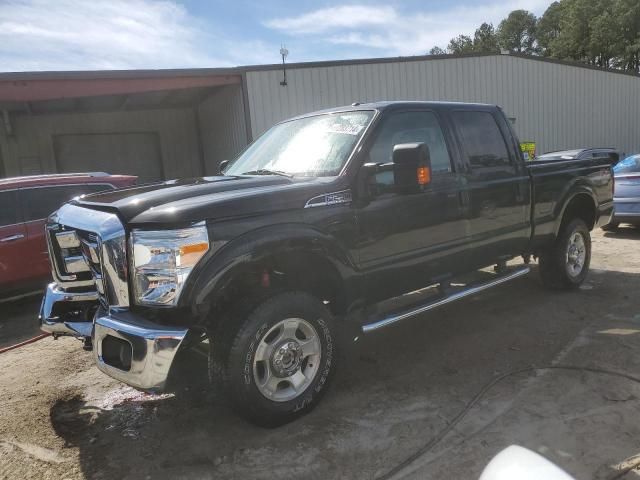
{"left": 447, "top": 35, "right": 474, "bottom": 54}
{"left": 497, "top": 10, "right": 538, "bottom": 54}
{"left": 473, "top": 23, "right": 500, "bottom": 53}
{"left": 429, "top": 46, "right": 446, "bottom": 55}
{"left": 441, "top": 0, "right": 640, "bottom": 73}
{"left": 537, "top": 2, "right": 564, "bottom": 56}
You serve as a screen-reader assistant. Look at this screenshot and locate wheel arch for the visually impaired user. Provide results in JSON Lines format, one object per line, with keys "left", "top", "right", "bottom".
{"left": 180, "top": 223, "right": 360, "bottom": 323}
{"left": 555, "top": 187, "right": 598, "bottom": 235}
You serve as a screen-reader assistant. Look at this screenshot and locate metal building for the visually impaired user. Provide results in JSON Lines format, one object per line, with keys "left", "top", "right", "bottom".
{"left": 1, "top": 53, "right": 639, "bottom": 179}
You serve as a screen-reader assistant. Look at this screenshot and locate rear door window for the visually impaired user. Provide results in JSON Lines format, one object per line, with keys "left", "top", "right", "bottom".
{"left": 452, "top": 111, "right": 511, "bottom": 169}
{"left": 0, "top": 190, "right": 20, "bottom": 227}
{"left": 20, "top": 184, "right": 113, "bottom": 222}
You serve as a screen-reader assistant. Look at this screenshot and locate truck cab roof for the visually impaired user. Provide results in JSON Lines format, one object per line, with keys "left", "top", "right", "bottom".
{"left": 285, "top": 101, "right": 500, "bottom": 122}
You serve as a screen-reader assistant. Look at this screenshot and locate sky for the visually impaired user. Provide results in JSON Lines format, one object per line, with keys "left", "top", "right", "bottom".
{"left": 0, "top": 0, "right": 553, "bottom": 72}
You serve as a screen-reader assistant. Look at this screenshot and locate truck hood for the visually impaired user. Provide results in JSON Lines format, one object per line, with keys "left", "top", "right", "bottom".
{"left": 73, "top": 175, "right": 332, "bottom": 225}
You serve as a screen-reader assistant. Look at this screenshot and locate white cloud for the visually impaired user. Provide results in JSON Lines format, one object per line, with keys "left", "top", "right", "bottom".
{"left": 0, "top": 0, "right": 274, "bottom": 72}
{"left": 263, "top": 5, "right": 397, "bottom": 34}
{"left": 266, "top": 1, "right": 551, "bottom": 56}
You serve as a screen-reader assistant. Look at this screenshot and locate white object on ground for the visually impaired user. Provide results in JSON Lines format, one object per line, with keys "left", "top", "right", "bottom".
{"left": 480, "top": 445, "right": 576, "bottom": 480}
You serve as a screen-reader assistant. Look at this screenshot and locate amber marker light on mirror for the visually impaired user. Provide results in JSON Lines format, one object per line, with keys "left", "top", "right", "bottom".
{"left": 417, "top": 166, "right": 431, "bottom": 185}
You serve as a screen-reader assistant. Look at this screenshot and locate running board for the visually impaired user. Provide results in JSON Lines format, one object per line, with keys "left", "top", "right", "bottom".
{"left": 362, "top": 266, "right": 530, "bottom": 333}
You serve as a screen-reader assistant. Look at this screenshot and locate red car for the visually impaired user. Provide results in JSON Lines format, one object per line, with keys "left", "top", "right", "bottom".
{"left": 0, "top": 172, "right": 137, "bottom": 298}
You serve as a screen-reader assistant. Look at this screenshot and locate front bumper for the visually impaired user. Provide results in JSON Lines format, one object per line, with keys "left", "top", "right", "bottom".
{"left": 40, "top": 282, "right": 189, "bottom": 392}
{"left": 93, "top": 309, "right": 189, "bottom": 392}
{"left": 40, "top": 282, "right": 98, "bottom": 337}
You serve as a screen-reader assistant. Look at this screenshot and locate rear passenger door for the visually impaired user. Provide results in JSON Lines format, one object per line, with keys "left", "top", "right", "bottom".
{"left": 449, "top": 109, "right": 530, "bottom": 266}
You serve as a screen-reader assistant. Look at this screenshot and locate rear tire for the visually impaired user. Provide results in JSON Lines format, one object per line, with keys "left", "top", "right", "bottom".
{"left": 211, "top": 291, "right": 336, "bottom": 427}
{"left": 539, "top": 218, "right": 591, "bottom": 290}
{"left": 601, "top": 221, "right": 619, "bottom": 232}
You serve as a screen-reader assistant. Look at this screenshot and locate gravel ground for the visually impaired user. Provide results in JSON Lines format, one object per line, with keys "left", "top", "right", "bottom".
{"left": 1, "top": 227, "right": 640, "bottom": 479}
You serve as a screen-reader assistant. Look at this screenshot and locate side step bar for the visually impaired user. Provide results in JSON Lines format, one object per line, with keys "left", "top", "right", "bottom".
{"left": 362, "top": 266, "right": 530, "bottom": 333}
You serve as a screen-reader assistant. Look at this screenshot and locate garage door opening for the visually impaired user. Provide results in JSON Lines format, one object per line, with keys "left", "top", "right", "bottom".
{"left": 0, "top": 73, "right": 248, "bottom": 181}
{"left": 54, "top": 132, "right": 163, "bottom": 183}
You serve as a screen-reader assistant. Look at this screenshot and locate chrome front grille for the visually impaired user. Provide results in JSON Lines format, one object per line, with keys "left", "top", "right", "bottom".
{"left": 46, "top": 204, "right": 129, "bottom": 309}
{"left": 77, "top": 231, "right": 106, "bottom": 299}
{"left": 46, "top": 227, "right": 95, "bottom": 287}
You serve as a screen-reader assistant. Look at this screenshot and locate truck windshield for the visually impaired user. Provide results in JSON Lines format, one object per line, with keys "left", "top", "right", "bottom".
{"left": 224, "top": 111, "right": 375, "bottom": 177}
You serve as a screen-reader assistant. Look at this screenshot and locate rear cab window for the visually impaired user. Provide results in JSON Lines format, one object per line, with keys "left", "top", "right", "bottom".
{"left": 451, "top": 110, "right": 513, "bottom": 172}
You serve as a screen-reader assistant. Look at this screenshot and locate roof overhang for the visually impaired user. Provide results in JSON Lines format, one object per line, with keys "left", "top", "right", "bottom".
{"left": 0, "top": 73, "right": 241, "bottom": 102}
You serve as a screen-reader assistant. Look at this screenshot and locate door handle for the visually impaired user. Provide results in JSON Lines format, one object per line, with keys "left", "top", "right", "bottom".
{"left": 0, "top": 234, "right": 25, "bottom": 243}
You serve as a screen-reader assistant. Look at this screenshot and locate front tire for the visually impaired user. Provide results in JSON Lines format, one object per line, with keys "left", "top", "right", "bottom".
{"left": 539, "top": 218, "right": 591, "bottom": 290}
{"left": 213, "top": 291, "right": 336, "bottom": 427}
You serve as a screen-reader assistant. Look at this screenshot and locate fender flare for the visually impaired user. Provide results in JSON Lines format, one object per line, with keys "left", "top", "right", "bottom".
{"left": 179, "top": 222, "right": 360, "bottom": 309}
{"left": 553, "top": 182, "right": 598, "bottom": 235}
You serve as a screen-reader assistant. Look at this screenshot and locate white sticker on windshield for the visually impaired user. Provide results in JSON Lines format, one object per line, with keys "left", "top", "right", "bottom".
{"left": 326, "top": 122, "right": 365, "bottom": 136}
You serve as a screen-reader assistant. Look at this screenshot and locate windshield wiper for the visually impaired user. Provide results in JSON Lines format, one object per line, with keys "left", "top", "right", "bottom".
{"left": 240, "top": 169, "right": 293, "bottom": 178}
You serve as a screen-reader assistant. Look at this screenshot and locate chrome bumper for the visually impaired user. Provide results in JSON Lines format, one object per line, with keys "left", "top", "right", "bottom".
{"left": 40, "top": 282, "right": 189, "bottom": 392}
{"left": 39, "top": 282, "right": 98, "bottom": 337}
{"left": 93, "top": 309, "right": 189, "bottom": 392}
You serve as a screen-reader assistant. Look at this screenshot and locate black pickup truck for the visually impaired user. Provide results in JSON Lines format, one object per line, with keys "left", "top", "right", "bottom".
{"left": 40, "top": 101, "right": 613, "bottom": 426}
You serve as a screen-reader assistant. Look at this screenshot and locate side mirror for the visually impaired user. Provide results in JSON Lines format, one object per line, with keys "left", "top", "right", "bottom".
{"left": 393, "top": 142, "right": 431, "bottom": 193}
{"left": 218, "top": 160, "right": 230, "bottom": 175}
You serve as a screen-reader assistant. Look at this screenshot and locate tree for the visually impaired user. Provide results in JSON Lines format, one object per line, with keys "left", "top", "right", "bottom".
{"left": 437, "top": 0, "right": 640, "bottom": 73}
{"left": 447, "top": 35, "right": 474, "bottom": 54}
{"left": 497, "top": 10, "right": 538, "bottom": 53}
{"left": 613, "top": 0, "right": 640, "bottom": 72}
{"left": 588, "top": 8, "right": 622, "bottom": 68}
{"left": 429, "top": 46, "right": 446, "bottom": 55}
{"left": 473, "top": 22, "right": 500, "bottom": 53}
{"left": 551, "top": 0, "right": 598, "bottom": 63}
{"left": 537, "top": 2, "right": 564, "bottom": 56}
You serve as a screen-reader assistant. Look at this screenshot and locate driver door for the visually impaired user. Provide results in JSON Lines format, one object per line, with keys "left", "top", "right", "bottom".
{"left": 355, "top": 109, "right": 468, "bottom": 302}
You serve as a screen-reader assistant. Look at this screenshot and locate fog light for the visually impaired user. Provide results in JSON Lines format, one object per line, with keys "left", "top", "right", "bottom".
{"left": 102, "top": 336, "right": 132, "bottom": 371}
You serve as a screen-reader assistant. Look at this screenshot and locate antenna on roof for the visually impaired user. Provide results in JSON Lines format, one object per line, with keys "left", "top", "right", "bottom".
{"left": 280, "top": 45, "right": 289, "bottom": 87}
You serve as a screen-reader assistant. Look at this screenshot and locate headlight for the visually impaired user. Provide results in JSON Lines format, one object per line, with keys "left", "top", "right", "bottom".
{"left": 131, "top": 223, "right": 209, "bottom": 306}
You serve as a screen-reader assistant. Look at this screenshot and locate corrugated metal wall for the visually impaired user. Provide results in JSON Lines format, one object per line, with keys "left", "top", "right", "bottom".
{"left": 197, "top": 84, "right": 248, "bottom": 175}
{"left": 246, "top": 55, "right": 640, "bottom": 156}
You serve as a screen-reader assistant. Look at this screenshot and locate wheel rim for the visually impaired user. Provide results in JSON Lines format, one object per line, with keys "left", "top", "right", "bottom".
{"left": 252, "top": 318, "right": 322, "bottom": 402}
{"left": 566, "top": 231, "right": 587, "bottom": 277}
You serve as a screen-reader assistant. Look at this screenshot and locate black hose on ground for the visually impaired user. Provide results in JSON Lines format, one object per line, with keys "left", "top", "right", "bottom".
{"left": 376, "top": 365, "right": 640, "bottom": 480}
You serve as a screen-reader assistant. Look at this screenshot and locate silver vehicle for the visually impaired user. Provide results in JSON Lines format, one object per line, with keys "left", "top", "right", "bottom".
{"left": 603, "top": 154, "right": 640, "bottom": 230}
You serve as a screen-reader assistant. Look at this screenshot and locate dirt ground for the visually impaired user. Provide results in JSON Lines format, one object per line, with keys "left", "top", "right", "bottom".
{"left": 0, "top": 295, "right": 43, "bottom": 349}
{"left": 2, "top": 228, "right": 640, "bottom": 480}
